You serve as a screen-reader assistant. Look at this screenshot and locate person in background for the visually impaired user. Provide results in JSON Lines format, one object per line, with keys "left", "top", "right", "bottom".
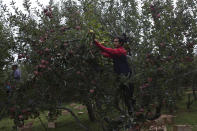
{"left": 5, "top": 81, "right": 11, "bottom": 94}
{"left": 12, "top": 64, "right": 21, "bottom": 82}
{"left": 94, "top": 36, "right": 135, "bottom": 115}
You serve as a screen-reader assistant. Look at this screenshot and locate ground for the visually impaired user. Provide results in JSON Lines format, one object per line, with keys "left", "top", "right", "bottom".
{"left": 0, "top": 92, "right": 197, "bottom": 131}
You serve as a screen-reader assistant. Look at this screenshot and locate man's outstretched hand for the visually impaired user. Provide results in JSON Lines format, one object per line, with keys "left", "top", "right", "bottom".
{"left": 89, "top": 29, "right": 94, "bottom": 34}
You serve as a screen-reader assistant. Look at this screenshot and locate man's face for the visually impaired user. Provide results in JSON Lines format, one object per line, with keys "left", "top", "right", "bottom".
{"left": 113, "top": 38, "right": 121, "bottom": 48}
{"left": 12, "top": 65, "right": 16, "bottom": 70}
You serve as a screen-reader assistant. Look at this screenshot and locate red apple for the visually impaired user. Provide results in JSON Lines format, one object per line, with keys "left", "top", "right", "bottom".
{"left": 45, "top": 61, "right": 49, "bottom": 65}
{"left": 75, "top": 26, "right": 81, "bottom": 30}
{"left": 44, "top": 9, "right": 48, "bottom": 13}
{"left": 18, "top": 54, "right": 22, "bottom": 59}
{"left": 64, "top": 43, "right": 68, "bottom": 47}
{"left": 146, "top": 58, "right": 151, "bottom": 63}
{"left": 139, "top": 108, "right": 144, "bottom": 112}
{"left": 91, "top": 80, "right": 96, "bottom": 84}
{"left": 185, "top": 56, "right": 193, "bottom": 62}
{"left": 148, "top": 112, "right": 153, "bottom": 116}
{"left": 39, "top": 37, "right": 46, "bottom": 43}
{"left": 89, "top": 89, "right": 94, "bottom": 93}
{"left": 22, "top": 109, "right": 27, "bottom": 114}
{"left": 45, "top": 48, "right": 50, "bottom": 52}
{"left": 48, "top": 7, "right": 52, "bottom": 11}
{"left": 135, "top": 112, "right": 142, "bottom": 116}
{"left": 156, "top": 14, "right": 160, "bottom": 18}
{"left": 147, "top": 77, "right": 152, "bottom": 82}
{"left": 41, "top": 60, "right": 45, "bottom": 64}
{"left": 60, "top": 27, "right": 67, "bottom": 32}
{"left": 18, "top": 115, "right": 23, "bottom": 119}
{"left": 160, "top": 43, "right": 165, "bottom": 47}
{"left": 150, "top": 4, "right": 154, "bottom": 11}
{"left": 135, "top": 126, "right": 140, "bottom": 130}
{"left": 45, "top": 11, "right": 52, "bottom": 17}
{"left": 50, "top": 29, "right": 55, "bottom": 33}
{"left": 144, "top": 83, "right": 149, "bottom": 88}
{"left": 69, "top": 50, "right": 73, "bottom": 55}
{"left": 34, "top": 71, "right": 39, "bottom": 75}
{"left": 168, "top": 56, "right": 173, "bottom": 60}
{"left": 9, "top": 107, "right": 15, "bottom": 112}
{"left": 187, "top": 43, "right": 194, "bottom": 48}
{"left": 10, "top": 115, "right": 14, "bottom": 118}
{"left": 157, "top": 67, "right": 163, "bottom": 71}
{"left": 22, "top": 54, "right": 25, "bottom": 58}
{"left": 146, "top": 53, "right": 151, "bottom": 58}
{"left": 41, "top": 65, "right": 46, "bottom": 68}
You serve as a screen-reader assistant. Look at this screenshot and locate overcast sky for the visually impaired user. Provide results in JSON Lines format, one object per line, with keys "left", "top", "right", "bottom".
{"left": 2, "top": 0, "right": 178, "bottom": 13}
{"left": 2, "top": 0, "right": 55, "bottom": 13}
{"left": 2, "top": 0, "right": 51, "bottom": 8}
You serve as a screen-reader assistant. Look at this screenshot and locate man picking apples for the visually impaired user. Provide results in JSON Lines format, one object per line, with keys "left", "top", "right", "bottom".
{"left": 94, "top": 36, "right": 135, "bottom": 115}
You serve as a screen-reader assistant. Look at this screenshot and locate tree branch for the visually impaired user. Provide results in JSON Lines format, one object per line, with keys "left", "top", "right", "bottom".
{"left": 38, "top": 116, "right": 48, "bottom": 131}
{"left": 57, "top": 106, "right": 89, "bottom": 131}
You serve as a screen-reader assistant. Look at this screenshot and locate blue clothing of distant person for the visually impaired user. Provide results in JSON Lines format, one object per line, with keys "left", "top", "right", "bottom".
{"left": 6, "top": 85, "right": 11, "bottom": 90}
{"left": 14, "top": 69, "right": 21, "bottom": 80}
{"left": 12, "top": 65, "right": 21, "bottom": 81}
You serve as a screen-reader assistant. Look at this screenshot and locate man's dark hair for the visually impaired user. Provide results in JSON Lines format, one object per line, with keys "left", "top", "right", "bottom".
{"left": 114, "top": 33, "right": 127, "bottom": 46}
{"left": 12, "top": 64, "right": 18, "bottom": 68}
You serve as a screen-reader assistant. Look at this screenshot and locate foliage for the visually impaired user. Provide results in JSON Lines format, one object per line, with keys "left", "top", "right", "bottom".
{"left": 1, "top": 0, "right": 197, "bottom": 130}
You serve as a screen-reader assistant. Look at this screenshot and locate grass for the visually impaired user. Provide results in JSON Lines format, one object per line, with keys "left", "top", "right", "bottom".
{"left": 1, "top": 93, "right": 197, "bottom": 131}
{"left": 165, "top": 92, "right": 197, "bottom": 131}
{"left": 0, "top": 103, "right": 102, "bottom": 131}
